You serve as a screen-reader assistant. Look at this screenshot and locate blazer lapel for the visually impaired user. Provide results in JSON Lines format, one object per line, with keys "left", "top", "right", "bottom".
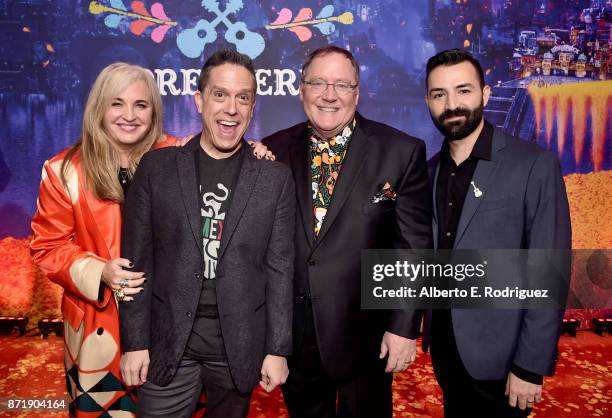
{"left": 72, "top": 152, "right": 114, "bottom": 260}
{"left": 313, "top": 119, "right": 370, "bottom": 251}
{"left": 454, "top": 132, "right": 506, "bottom": 248}
{"left": 177, "top": 134, "right": 204, "bottom": 255}
{"left": 218, "top": 145, "right": 260, "bottom": 262}
{"left": 82, "top": 193, "right": 115, "bottom": 260}
{"left": 290, "top": 126, "right": 315, "bottom": 249}
{"left": 430, "top": 159, "right": 441, "bottom": 250}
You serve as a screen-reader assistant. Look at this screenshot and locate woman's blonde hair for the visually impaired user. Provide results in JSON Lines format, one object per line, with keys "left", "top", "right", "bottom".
{"left": 62, "top": 62, "right": 163, "bottom": 202}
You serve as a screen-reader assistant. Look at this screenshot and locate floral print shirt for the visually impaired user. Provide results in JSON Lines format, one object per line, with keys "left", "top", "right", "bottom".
{"left": 308, "top": 119, "right": 356, "bottom": 235}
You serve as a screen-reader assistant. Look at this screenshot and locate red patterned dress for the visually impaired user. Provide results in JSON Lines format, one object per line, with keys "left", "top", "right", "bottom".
{"left": 30, "top": 135, "right": 176, "bottom": 417}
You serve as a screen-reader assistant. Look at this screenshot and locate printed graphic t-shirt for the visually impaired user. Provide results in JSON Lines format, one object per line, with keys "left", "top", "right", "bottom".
{"left": 184, "top": 147, "right": 242, "bottom": 361}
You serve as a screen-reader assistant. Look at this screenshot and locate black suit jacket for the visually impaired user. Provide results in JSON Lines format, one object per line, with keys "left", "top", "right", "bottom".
{"left": 423, "top": 126, "right": 571, "bottom": 379}
{"left": 262, "top": 114, "right": 433, "bottom": 379}
{"left": 120, "top": 136, "right": 295, "bottom": 393}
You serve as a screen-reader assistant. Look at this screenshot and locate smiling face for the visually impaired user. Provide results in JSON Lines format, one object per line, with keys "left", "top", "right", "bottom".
{"left": 194, "top": 63, "right": 256, "bottom": 159}
{"left": 299, "top": 52, "right": 359, "bottom": 139}
{"left": 102, "top": 79, "right": 153, "bottom": 152}
{"left": 425, "top": 61, "right": 490, "bottom": 141}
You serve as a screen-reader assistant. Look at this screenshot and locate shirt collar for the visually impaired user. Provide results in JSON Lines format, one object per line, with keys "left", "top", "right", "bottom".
{"left": 308, "top": 118, "right": 357, "bottom": 146}
{"left": 441, "top": 118, "right": 493, "bottom": 162}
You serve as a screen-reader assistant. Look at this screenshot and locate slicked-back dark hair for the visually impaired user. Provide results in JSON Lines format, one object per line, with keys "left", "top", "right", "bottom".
{"left": 426, "top": 49, "right": 485, "bottom": 89}
{"left": 197, "top": 49, "right": 256, "bottom": 92}
{"left": 301, "top": 45, "right": 360, "bottom": 82}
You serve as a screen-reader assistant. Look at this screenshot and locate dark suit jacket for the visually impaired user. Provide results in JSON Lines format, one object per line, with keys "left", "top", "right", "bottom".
{"left": 424, "top": 126, "right": 571, "bottom": 380}
{"left": 120, "top": 136, "right": 295, "bottom": 393}
{"left": 262, "top": 114, "right": 433, "bottom": 379}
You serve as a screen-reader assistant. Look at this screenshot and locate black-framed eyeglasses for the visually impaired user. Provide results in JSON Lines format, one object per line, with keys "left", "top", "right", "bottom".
{"left": 302, "top": 79, "right": 358, "bottom": 96}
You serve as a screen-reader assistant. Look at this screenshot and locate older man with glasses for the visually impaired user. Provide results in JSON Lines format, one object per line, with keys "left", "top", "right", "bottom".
{"left": 262, "top": 46, "right": 433, "bottom": 418}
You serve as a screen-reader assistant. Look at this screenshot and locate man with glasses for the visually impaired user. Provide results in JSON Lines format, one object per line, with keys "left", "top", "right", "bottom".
{"left": 262, "top": 46, "right": 432, "bottom": 418}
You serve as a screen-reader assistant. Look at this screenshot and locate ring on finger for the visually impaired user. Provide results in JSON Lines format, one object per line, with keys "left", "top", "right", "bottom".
{"left": 114, "top": 288, "right": 125, "bottom": 301}
{"left": 119, "top": 278, "right": 129, "bottom": 288}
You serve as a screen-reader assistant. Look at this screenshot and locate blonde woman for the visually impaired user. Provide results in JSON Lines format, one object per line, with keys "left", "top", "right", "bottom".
{"left": 30, "top": 63, "right": 175, "bottom": 416}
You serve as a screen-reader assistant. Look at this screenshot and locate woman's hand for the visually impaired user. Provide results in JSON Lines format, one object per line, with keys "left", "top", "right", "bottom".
{"left": 101, "top": 258, "right": 145, "bottom": 302}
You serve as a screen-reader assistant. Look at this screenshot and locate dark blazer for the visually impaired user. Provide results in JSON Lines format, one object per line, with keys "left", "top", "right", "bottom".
{"left": 262, "top": 114, "right": 433, "bottom": 379}
{"left": 424, "top": 126, "right": 571, "bottom": 380}
{"left": 120, "top": 136, "right": 295, "bottom": 393}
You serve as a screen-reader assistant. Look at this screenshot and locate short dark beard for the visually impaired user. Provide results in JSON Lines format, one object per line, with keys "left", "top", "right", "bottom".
{"left": 431, "top": 101, "right": 484, "bottom": 141}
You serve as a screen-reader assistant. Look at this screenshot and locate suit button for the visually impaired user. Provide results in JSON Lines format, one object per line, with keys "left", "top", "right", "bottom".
{"left": 96, "top": 327, "right": 104, "bottom": 335}
{"left": 194, "top": 273, "right": 201, "bottom": 280}
{"left": 186, "top": 312, "right": 192, "bottom": 318}
{"left": 308, "top": 259, "right": 316, "bottom": 266}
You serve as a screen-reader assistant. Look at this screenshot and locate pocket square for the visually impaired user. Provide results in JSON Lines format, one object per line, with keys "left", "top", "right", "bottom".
{"left": 371, "top": 182, "right": 397, "bottom": 203}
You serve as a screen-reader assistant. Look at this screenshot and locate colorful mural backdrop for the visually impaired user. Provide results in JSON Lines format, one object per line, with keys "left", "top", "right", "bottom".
{"left": 0, "top": 0, "right": 610, "bottom": 321}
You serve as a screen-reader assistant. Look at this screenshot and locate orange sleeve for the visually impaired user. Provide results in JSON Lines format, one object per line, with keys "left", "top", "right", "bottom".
{"left": 30, "top": 158, "right": 110, "bottom": 307}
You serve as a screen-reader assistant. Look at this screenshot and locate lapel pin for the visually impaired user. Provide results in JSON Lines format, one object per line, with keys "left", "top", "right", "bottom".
{"left": 470, "top": 181, "right": 483, "bottom": 198}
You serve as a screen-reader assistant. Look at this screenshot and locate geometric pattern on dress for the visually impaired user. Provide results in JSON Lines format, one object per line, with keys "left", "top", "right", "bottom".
{"left": 66, "top": 365, "right": 135, "bottom": 414}
{"left": 106, "top": 392, "right": 136, "bottom": 412}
